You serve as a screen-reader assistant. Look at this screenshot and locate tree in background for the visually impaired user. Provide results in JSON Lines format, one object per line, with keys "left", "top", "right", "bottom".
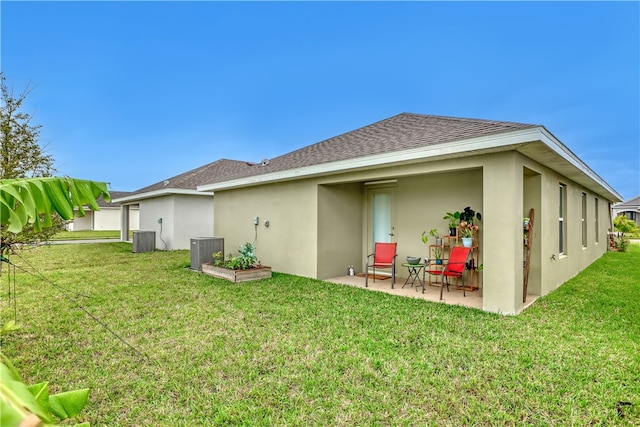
{"left": 613, "top": 214, "right": 639, "bottom": 235}
{"left": 1, "top": 72, "right": 65, "bottom": 248}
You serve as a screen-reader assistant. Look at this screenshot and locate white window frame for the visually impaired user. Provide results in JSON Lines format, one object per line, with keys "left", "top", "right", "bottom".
{"left": 559, "top": 184, "right": 567, "bottom": 255}
{"left": 582, "top": 192, "right": 587, "bottom": 248}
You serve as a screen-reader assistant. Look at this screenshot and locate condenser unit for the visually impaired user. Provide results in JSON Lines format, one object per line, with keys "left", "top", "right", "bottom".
{"left": 190, "top": 237, "right": 224, "bottom": 271}
{"left": 132, "top": 231, "right": 155, "bottom": 253}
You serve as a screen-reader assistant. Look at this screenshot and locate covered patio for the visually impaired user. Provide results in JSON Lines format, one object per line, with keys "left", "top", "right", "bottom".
{"left": 327, "top": 273, "right": 539, "bottom": 311}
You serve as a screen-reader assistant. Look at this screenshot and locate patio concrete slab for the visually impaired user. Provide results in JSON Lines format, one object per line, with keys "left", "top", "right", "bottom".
{"left": 326, "top": 274, "right": 539, "bottom": 312}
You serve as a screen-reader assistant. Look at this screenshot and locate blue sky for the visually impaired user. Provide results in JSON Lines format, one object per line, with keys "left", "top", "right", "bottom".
{"left": 2, "top": 1, "right": 638, "bottom": 200}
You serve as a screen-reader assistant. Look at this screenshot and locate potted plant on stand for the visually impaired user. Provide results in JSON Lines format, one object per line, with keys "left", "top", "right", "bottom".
{"left": 459, "top": 222, "right": 480, "bottom": 247}
{"left": 443, "top": 212, "right": 460, "bottom": 236}
{"left": 429, "top": 228, "right": 442, "bottom": 246}
{"left": 433, "top": 247, "right": 443, "bottom": 265}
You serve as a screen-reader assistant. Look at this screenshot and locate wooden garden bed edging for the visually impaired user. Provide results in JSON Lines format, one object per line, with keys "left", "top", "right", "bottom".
{"left": 201, "top": 262, "right": 272, "bottom": 283}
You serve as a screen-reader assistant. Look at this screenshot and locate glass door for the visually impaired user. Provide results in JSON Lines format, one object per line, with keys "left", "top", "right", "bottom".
{"left": 367, "top": 186, "right": 396, "bottom": 251}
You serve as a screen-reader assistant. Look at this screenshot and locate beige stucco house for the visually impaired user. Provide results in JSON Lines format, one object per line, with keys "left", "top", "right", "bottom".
{"left": 198, "top": 113, "right": 622, "bottom": 315}
{"left": 113, "top": 159, "right": 247, "bottom": 250}
{"left": 70, "top": 191, "right": 139, "bottom": 231}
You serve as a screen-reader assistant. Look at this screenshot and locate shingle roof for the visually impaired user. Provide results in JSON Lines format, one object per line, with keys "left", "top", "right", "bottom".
{"left": 125, "top": 159, "right": 250, "bottom": 197}
{"left": 202, "top": 113, "right": 538, "bottom": 185}
{"left": 615, "top": 195, "right": 640, "bottom": 207}
{"left": 98, "top": 191, "right": 131, "bottom": 208}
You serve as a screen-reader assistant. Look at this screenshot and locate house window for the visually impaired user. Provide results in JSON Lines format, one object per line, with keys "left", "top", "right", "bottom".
{"left": 594, "top": 198, "right": 599, "bottom": 243}
{"left": 581, "top": 192, "right": 587, "bottom": 248}
{"left": 559, "top": 184, "right": 567, "bottom": 255}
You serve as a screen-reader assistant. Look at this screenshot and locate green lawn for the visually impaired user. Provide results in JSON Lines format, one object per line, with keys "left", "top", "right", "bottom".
{"left": 52, "top": 230, "right": 134, "bottom": 240}
{"left": 2, "top": 243, "right": 638, "bottom": 425}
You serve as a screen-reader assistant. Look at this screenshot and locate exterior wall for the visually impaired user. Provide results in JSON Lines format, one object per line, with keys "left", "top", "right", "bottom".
{"left": 481, "top": 151, "right": 611, "bottom": 314}
{"left": 93, "top": 208, "right": 123, "bottom": 230}
{"left": 536, "top": 165, "right": 611, "bottom": 297}
{"left": 394, "top": 170, "right": 483, "bottom": 270}
{"left": 213, "top": 180, "right": 318, "bottom": 277}
{"left": 71, "top": 207, "right": 139, "bottom": 231}
{"left": 138, "top": 195, "right": 212, "bottom": 250}
{"left": 139, "top": 196, "right": 173, "bottom": 250}
{"left": 172, "top": 194, "right": 213, "bottom": 249}
{"left": 317, "top": 183, "right": 363, "bottom": 279}
{"left": 482, "top": 152, "right": 524, "bottom": 314}
{"left": 71, "top": 212, "right": 93, "bottom": 230}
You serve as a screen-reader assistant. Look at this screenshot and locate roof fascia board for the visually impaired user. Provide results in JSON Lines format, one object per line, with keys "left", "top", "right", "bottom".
{"left": 198, "top": 128, "right": 542, "bottom": 192}
{"left": 537, "top": 128, "right": 623, "bottom": 201}
{"left": 113, "top": 189, "right": 212, "bottom": 204}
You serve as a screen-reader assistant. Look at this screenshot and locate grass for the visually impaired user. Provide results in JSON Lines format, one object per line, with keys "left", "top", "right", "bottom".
{"left": 1, "top": 243, "right": 639, "bottom": 425}
{"left": 51, "top": 230, "right": 133, "bottom": 240}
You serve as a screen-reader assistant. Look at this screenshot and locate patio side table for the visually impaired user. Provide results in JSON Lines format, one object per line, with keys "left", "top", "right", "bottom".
{"left": 401, "top": 262, "right": 425, "bottom": 291}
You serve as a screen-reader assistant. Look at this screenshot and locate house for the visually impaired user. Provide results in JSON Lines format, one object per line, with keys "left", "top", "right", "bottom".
{"left": 198, "top": 113, "right": 622, "bottom": 315}
{"left": 611, "top": 195, "right": 640, "bottom": 227}
{"left": 113, "top": 159, "right": 247, "bottom": 250}
{"left": 69, "top": 191, "right": 139, "bottom": 231}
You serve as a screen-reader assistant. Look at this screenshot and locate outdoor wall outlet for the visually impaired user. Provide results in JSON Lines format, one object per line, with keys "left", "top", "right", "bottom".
{"left": 158, "top": 218, "right": 163, "bottom": 224}
{"left": 253, "top": 216, "right": 259, "bottom": 225}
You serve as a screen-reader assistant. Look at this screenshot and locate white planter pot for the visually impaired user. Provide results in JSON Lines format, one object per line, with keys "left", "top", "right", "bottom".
{"left": 462, "top": 237, "right": 473, "bottom": 247}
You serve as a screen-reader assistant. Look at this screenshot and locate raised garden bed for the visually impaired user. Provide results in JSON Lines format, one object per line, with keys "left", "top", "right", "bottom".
{"left": 201, "top": 262, "right": 272, "bottom": 283}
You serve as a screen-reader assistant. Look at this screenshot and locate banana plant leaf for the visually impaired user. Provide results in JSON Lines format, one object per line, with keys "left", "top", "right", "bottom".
{"left": 0, "top": 177, "right": 110, "bottom": 233}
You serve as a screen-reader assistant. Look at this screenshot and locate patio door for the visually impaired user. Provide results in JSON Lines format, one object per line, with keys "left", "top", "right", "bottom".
{"left": 367, "top": 185, "right": 396, "bottom": 252}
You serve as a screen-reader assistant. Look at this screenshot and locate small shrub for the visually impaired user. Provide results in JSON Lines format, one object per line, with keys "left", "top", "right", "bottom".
{"left": 612, "top": 235, "right": 630, "bottom": 252}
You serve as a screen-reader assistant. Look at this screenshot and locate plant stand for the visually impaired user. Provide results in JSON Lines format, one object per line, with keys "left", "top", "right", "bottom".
{"left": 201, "top": 262, "right": 272, "bottom": 283}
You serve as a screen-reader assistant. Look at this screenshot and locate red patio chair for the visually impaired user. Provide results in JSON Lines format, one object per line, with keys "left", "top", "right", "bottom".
{"left": 425, "top": 246, "right": 471, "bottom": 300}
{"left": 365, "top": 242, "right": 397, "bottom": 289}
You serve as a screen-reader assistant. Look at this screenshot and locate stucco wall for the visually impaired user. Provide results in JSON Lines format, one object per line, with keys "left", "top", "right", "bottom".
{"left": 214, "top": 180, "right": 318, "bottom": 277}
{"left": 173, "top": 194, "right": 214, "bottom": 249}
{"left": 139, "top": 195, "right": 213, "bottom": 250}
{"left": 317, "top": 183, "right": 363, "bottom": 279}
{"left": 71, "top": 207, "right": 139, "bottom": 231}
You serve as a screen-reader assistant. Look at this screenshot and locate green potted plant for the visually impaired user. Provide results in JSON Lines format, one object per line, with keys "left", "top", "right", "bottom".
{"left": 429, "top": 228, "right": 442, "bottom": 246}
{"left": 443, "top": 211, "right": 460, "bottom": 236}
{"left": 433, "top": 247, "right": 443, "bottom": 265}
{"left": 458, "top": 207, "right": 481, "bottom": 247}
{"left": 459, "top": 206, "right": 481, "bottom": 224}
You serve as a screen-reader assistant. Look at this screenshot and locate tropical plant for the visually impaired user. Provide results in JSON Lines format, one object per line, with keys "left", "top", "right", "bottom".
{"left": 459, "top": 221, "right": 479, "bottom": 238}
{"left": 0, "top": 177, "right": 109, "bottom": 249}
{"left": 0, "top": 175, "right": 108, "bottom": 425}
{"left": 429, "top": 228, "right": 439, "bottom": 239}
{"left": 1, "top": 352, "right": 90, "bottom": 427}
{"left": 459, "top": 206, "right": 481, "bottom": 224}
{"left": 420, "top": 231, "right": 429, "bottom": 245}
{"left": 443, "top": 211, "right": 460, "bottom": 229}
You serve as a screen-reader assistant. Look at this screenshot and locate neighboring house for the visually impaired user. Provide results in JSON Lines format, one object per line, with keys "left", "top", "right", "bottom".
{"left": 113, "top": 159, "right": 248, "bottom": 250}
{"left": 69, "top": 191, "right": 139, "bottom": 231}
{"left": 611, "top": 195, "right": 640, "bottom": 226}
{"left": 198, "top": 113, "right": 622, "bottom": 315}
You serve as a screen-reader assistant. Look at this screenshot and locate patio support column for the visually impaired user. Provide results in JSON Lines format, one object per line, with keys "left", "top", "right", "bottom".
{"left": 482, "top": 152, "right": 524, "bottom": 314}
{"left": 120, "top": 204, "right": 130, "bottom": 242}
